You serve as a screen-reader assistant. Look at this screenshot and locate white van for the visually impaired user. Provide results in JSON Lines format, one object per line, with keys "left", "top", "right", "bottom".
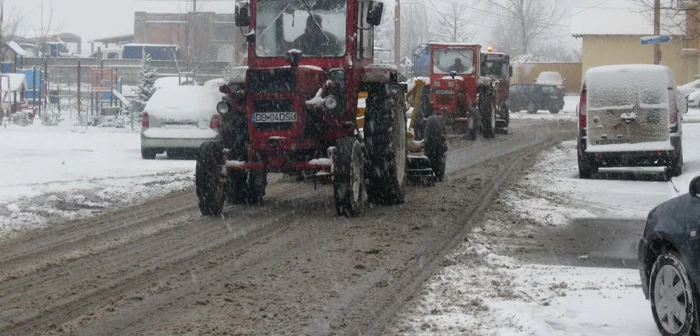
{"left": 577, "top": 64, "right": 686, "bottom": 178}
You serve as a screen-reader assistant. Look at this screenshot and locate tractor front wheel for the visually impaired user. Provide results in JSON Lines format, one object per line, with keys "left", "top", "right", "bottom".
{"left": 425, "top": 115, "right": 447, "bottom": 182}
{"left": 196, "top": 141, "right": 227, "bottom": 216}
{"left": 365, "top": 83, "right": 407, "bottom": 206}
{"left": 334, "top": 137, "right": 364, "bottom": 217}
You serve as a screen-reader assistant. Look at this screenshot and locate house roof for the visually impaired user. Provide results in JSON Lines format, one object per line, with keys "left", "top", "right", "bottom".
{"left": 88, "top": 34, "right": 135, "bottom": 44}
{"left": 6, "top": 41, "right": 26, "bottom": 56}
{"left": 571, "top": 5, "right": 686, "bottom": 37}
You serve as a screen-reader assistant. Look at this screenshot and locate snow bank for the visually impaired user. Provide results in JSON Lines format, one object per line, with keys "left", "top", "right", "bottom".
{"left": 145, "top": 86, "right": 223, "bottom": 121}
{"left": 0, "top": 127, "right": 195, "bottom": 238}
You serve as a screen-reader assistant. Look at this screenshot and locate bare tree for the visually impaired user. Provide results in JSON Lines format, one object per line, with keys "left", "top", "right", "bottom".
{"left": 400, "top": 0, "right": 431, "bottom": 61}
{"left": 633, "top": 0, "right": 698, "bottom": 41}
{"left": 0, "top": 1, "right": 27, "bottom": 61}
{"left": 431, "top": 1, "right": 475, "bottom": 43}
{"left": 486, "top": 0, "right": 565, "bottom": 55}
{"left": 34, "top": 0, "right": 64, "bottom": 57}
{"left": 168, "top": 13, "right": 219, "bottom": 77}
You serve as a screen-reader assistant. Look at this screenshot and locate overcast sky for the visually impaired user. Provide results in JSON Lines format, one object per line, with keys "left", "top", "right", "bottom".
{"left": 4, "top": 0, "right": 631, "bottom": 54}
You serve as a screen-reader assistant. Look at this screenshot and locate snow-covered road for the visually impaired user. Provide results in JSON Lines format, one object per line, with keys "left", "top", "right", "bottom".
{"left": 0, "top": 126, "right": 195, "bottom": 236}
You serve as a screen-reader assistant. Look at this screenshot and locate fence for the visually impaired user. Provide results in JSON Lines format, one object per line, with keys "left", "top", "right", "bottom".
{"left": 7, "top": 57, "right": 229, "bottom": 130}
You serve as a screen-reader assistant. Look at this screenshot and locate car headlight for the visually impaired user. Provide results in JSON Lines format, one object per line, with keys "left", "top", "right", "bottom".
{"left": 216, "top": 101, "right": 230, "bottom": 114}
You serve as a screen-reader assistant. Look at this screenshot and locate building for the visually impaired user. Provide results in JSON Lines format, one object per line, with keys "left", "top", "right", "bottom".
{"left": 571, "top": 3, "right": 698, "bottom": 85}
{"left": 134, "top": 11, "right": 237, "bottom": 63}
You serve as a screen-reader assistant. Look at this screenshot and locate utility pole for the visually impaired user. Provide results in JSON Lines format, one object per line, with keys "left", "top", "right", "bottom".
{"left": 654, "top": 0, "right": 661, "bottom": 64}
{"left": 394, "top": 0, "right": 401, "bottom": 67}
{"left": 193, "top": 0, "right": 197, "bottom": 12}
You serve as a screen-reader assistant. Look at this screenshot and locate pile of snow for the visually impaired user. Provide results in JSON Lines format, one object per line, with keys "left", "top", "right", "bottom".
{"left": 0, "top": 126, "right": 196, "bottom": 238}
{"left": 144, "top": 86, "right": 223, "bottom": 121}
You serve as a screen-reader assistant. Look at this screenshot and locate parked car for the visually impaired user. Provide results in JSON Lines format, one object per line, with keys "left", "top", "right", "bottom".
{"left": 508, "top": 83, "right": 564, "bottom": 114}
{"left": 577, "top": 64, "right": 686, "bottom": 179}
{"left": 140, "top": 86, "right": 223, "bottom": 159}
{"left": 535, "top": 71, "right": 566, "bottom": 93}
{"left": 678, "top": 79, "right": 700, "bottom": 98}
{"left": 638, "top": 176, "right": 700, "bottom": 336}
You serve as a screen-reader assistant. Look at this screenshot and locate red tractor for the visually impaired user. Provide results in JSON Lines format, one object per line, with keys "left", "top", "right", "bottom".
{"left": 412, "top": 43, "right": 499, "bottom": 140}
{"left": 196, "top": 0, "right": 445, "bottom": 217}
{"left": 481, "top": 49, "right": 513, "bottom": 133}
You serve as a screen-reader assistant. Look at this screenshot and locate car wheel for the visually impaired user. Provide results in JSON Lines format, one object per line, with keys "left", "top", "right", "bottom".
{"left": 141, "top": 147, "right": 156, "bottom": 160}
{"left": 650, "top": 250, "right": 699, "bottom": 336}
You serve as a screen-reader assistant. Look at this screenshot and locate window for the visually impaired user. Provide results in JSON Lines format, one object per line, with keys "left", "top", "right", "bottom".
{"left": 432, "top": 48, "right": 475, "bottom": 75}
{"left": 255, "top": 0, "right": 348, "bottom": 57}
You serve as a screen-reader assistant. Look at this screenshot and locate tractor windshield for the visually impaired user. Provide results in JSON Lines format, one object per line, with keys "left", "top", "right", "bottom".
{"left": 432, "top": 48, "right": 475, "bottom": 75}
{"left": 255, "top": 0, "right": 347, "bottom": 57}
{"left": 482, "top": 57, "right": 509, "bottom": 78}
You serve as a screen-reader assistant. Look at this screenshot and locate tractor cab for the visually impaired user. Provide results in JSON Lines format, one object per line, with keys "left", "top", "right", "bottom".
{"left": 481, "top": 50, "right": 512, "bottom": 130}
{"left": 428, "top": 43, "right": 481, "bottom": 116}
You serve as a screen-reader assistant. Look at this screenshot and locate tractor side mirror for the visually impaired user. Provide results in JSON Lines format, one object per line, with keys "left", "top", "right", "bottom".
{"left": 367, "top": 1, "right": 384, "bottom": 26}
{"left": 690, "top": 176, "right": 700, "bottom": 198}
{"left": 235, "top": 2, "right": 251, "bottom": 27}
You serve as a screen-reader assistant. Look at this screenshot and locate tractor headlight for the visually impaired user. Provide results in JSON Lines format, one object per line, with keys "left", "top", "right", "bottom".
{"left": 217, "top": 101, "right": 230, "bottom": 114}
{"left": 324, "top": 95, "right": 339, "bottom": 110}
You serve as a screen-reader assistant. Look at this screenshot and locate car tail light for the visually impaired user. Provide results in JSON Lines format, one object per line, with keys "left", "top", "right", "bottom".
{"left": 142, "top": 112, "right": 149, "bottom": 129}
{"left": 210, "top": 114, "right": 222, "bottom": 129}
{"left": 670, "top": 109, "right": 678, "bottom": 124}
{"left": 579, "top": 89, "right": 587, "bottom": 128}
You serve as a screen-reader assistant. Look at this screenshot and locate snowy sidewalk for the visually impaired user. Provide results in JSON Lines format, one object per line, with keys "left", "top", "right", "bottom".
{"left": 393, "top": 123, "right": 700, "bottom": 335}
{"left": 0, "top": 126, "right": 195, "bottom": 237}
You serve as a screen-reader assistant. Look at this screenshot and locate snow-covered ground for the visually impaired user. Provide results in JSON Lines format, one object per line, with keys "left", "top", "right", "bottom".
{"left": 396, "top": 123, "right": 700, "bottom": 335}
{"left": 510, "top": 95, "right": 579, "bottom": 121}
{"left": 0, "top": 125, "right": 195, "bottom": 237}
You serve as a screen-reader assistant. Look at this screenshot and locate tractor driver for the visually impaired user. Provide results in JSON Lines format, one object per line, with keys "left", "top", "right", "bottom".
{"left": 292, "top": 14, "right": 341, "bottom": 56}
{"left": 448, "top": 58, "right": 468, "bottom": 73}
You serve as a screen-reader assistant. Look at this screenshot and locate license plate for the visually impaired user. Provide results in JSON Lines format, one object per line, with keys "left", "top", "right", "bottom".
{"left": 595, "top": 139, "right": 627, "bottom": 145}
{"left": 253, "top": 112, "right": 297, "bottom": 123}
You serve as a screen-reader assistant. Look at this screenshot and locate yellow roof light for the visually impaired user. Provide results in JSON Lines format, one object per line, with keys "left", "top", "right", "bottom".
{"left": 487, "top": 46, "right": 493, "bottom": 52}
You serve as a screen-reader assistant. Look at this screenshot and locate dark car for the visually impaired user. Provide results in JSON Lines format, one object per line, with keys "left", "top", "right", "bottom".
{"left": 638, "top": 176, "right": 700, "bottom": 336}
{"left": 508, "top": 84, "right": 564, "bottom": 114}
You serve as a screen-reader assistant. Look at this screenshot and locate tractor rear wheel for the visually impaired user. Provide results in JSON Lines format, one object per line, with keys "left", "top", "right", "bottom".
{"left": 365, "top": 83, "right": 407, "bottom": 206}
{"left": 479, "top": 87, "right": 496, "bottom": 139}
{"left": 334, "top": 137, "right": 364, "bottom": 217}
{"left": 196, "top": 141, "right": 226, "bottom": 216}
{"left": 223, "top": 112, "right": 250, "bottom": 205}
{"left": 425, "top": 115, "right": 447, "bottom": 182}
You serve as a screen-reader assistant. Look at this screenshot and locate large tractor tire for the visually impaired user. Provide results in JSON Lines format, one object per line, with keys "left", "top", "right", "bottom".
{"left": 222, "top": 112, "right": 250, "bottom": 205}
{"left": 425, "top": 115, "right": 447, "bottom": 182}
{"left": 479, "top": 86, "right": 496, "bottom": 139}
{"left": 414, "top": 85, "right": 433, "bottom": 141}
{"left": 365, "top": 83, "right": 407, "bottom": 206}
{"left": 501, "top": 102, "right": 510, "bottom": 128}
{"left": 196, "top": 141, "right": 227, "bottom": 216}
{"left": 334, "top": 137, "right": 364, "bottom": 217}
{"left": 245, "top": 170, "right": 267, "bottom": 205}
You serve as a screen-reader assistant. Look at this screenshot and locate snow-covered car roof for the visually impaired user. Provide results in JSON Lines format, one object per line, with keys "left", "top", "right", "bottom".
{"left": 203, "top": 78, "right": 226, "bottom": 89}
{"left": 145, "top": 86, "right": 223, "bottom": 121}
